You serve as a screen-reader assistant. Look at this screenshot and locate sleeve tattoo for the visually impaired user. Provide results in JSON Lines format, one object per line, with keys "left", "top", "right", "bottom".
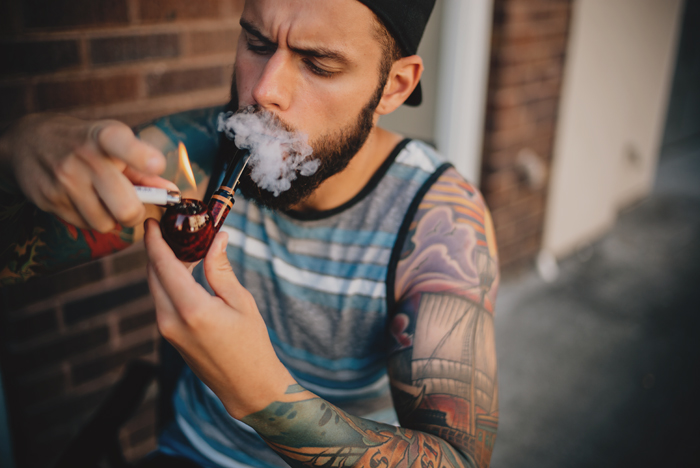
{"left": 0, "top": 107, "right": 222, "bottom": 286}
{"left": 389, "top": 168, "right": 500, "bottom": 467}
{"left": 241, "top": 169, "right": 500, "bottom": 468}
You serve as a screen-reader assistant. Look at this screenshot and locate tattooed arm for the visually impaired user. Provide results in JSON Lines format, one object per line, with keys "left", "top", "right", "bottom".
{"left": 386, "top": 168, "right": 499, "bottom": 467}
{"left": 228, "top": 169, "right": 498, "bottom": 468}
{"left": 0, "top": 107, "right": 221, "bottom": 285}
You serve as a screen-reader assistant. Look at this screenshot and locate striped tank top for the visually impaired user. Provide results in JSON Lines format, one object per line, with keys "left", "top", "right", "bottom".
{"left": 159, "top": 138, "right": 450, "bottom": 468}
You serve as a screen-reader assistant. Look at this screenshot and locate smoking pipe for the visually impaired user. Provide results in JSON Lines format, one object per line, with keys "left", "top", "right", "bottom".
{"left": 160, "top": 148, "right": 251, "bottom": 262}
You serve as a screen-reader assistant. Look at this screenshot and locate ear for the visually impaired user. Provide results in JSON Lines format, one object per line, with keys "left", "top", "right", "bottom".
{"left": 376, "top": 55, "right": 424, "bottom": 115}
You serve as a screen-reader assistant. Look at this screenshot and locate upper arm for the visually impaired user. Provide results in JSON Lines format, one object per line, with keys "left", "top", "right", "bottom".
{"left": 387, "top": 168, "right": 499, "bottom": 467}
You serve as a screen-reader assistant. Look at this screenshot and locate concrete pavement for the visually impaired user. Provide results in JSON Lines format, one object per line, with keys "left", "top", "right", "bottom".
{"left": 491, "top": 138, "right": 700, "bottom": 468}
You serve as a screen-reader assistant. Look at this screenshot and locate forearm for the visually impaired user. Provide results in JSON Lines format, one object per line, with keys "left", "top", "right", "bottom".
{"left": 242, "top": 386, "right": 474, "bottom": 468}
{"left": 0, "top": 188, "right": 133, "bottom": 286}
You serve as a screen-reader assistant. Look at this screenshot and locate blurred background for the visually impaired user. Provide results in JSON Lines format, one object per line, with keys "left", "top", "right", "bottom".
{"left": 1, "top": 0, "right": 698, "bottom": 467}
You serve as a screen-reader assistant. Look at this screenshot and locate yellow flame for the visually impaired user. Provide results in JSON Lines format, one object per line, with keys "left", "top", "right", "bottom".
{"left": 178, "top": 142, "right": 197, "bottom": 191}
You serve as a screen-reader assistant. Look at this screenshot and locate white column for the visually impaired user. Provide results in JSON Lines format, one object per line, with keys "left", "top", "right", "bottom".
{"left": 434, "top": 0, "right": 494, "bottom": 184}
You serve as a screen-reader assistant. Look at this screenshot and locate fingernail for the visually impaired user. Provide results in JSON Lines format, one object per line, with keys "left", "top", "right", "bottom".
{"left": 221, "top": 232, "right": 229, "bottom": 252}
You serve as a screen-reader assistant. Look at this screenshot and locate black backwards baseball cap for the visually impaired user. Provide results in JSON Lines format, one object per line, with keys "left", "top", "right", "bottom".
{"left": 357, "top": 0, "right": 437, "bottom": 106}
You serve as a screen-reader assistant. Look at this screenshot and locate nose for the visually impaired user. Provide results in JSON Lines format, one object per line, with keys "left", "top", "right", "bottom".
{"left": 251, "top": 51, "right": 293, "bottom": 112}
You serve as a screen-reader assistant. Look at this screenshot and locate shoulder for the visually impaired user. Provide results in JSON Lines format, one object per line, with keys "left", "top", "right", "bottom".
{"left": 393, "top": 167, "right": 499, "bottom": 313}
{"left": 135, "top": 106, "right": 224, "bottom": 168}
{"left": 135, "top": 106, "right": 226, "bottom": 192}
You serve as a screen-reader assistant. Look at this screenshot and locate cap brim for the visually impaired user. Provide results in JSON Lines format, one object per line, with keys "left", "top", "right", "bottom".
{"left": 404, "top": 81, "right": 422, "bottom": 106}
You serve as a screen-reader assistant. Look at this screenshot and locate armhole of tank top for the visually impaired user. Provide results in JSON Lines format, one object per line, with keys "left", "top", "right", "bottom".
{"left": 385, "top": 162, "right": 453, "bottom": 316}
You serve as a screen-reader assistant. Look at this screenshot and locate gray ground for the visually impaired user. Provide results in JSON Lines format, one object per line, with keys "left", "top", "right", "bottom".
{"left": 491, "top": 136, "right": 700, "bottom": 468}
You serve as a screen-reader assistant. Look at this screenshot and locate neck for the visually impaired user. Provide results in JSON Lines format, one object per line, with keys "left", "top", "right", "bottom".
{"left": 289, "top": 126, "right": 403, "bottom": 213}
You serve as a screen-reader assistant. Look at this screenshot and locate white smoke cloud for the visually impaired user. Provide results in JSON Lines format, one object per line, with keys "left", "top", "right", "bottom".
{"left": 217, "top": 108, "right": 319, "bottom": 196}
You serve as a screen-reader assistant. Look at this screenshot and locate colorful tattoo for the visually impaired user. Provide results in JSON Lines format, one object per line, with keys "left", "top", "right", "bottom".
{"left": 242, "top": 170, "right": 499, "bottom": 468}
{"left": 243, "top": 386, "right": 472, "bottom": 468}
{"left": 285, "top": 384, "right": 307, "bottom": 394}
{"left": 0, "top": 189, "right": 132, "bottom": 286}
{"left": 388, "top": 168, "right": 500, "bottom": 467}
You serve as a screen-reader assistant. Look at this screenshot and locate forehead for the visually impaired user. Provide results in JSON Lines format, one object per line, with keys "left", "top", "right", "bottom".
{"left": 242, "top": 0, "right": 381, "bottom": 58}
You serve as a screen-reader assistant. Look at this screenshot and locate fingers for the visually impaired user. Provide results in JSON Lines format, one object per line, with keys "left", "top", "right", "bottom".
{"left": 203, "top": 231, "right": 250, "bottom": 310}
{"left": 90, "top": 121, "right": 166, "bottom": 175}
{"left": 124, "top": 168, "right": 180, "bottom": 192}
{"left": 51, "top": 152, "right": 118, "bottom": 231}
{"left": 90, "top": 163, "right": 145, "bottom": 229}
{"left": 82, "top": 121, "right": 170, "bottom": 228}
{"left": 147, "top": 261, "right": 181, "bottom": 339}
{"left": 144, "top": 218, "right": 205, "bottom": 314}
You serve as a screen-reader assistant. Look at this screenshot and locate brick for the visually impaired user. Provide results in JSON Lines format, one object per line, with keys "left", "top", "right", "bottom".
{"left": 128, "top": 420, "right": 156, "bottom": 447}
{"left": 494, "top": 35, "right": 568, "bottom": 66}
{"left": 119, "top": 309, "right": 156, "bottom": 335}
{"left": 0, "top": 39, "right": 80, "bottom": 74}
{"left": 489, "top": 77, "right": 562, "bottom": 109}
{"left": 500, "top": 16, "right": 570, "bottom": 42}
{"left": 0, "top": 84, "right": 28, "bottom": 121}
{"left": 63, "top": 280, "right": 150, "bottom": 325}
{"left": 189, "top": 28, "right": 238, "bottom": 55}
{"left": 485, "top": 119, "right": 555, "bottom": 152}
{"left": 228, "top": 0, "right": 245, "bottom": 17}
{"left": 13, "top": 431, "right": 72, "bottom": 468}
{"left": 491, "top": 59, "right": 563, "bottom": 87}
{"left": 90, "top": 34, "right": 180, "bottom": 65}
{"left": 481, "top": 183, "right": 518, "bottom": 210}
{"left": 482, "top": 170, "right": 519, "bottom": 194}
{"left": 112, "top": 248, "right": 148, "bottom": 275}
{"left": 3, "top": 308, "right": 58, "bottom": 342}
{"left": 22, "top": 0, "right": 128, "bottom": 30}
{"left": 20, "top": 387, "right": 110, "bottom": 433}
{"left": 0, "top": 260, "right": 104, "bottom": 311}
{"left": 36, "top": 74, "right": 139, "bottom": 111}
{"left": 71, "top": 340, "right": 154, "bottom": 385}
{"left": 14, "top": 371, "right": 67, "bottom": 407}
{"left": 481, "top": 149, "right": 513, "bottom": 172}
{"left": 9, "top": 326, "right": 110, "bottom": 373}
{"left": 146, "top": 65, "right": 224, "bottom": 96}
{"left": 497, "top": 0, "right": 571, "bottom": 25}
{"left": 140, "top": 0, "right": 221, "bottom": 22}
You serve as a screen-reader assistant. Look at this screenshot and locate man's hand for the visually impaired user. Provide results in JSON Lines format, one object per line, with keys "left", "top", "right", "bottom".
{"left": 0, "top": 113, "right": 177, "bottom": 232}
{"left": 143, "top": 219, "right": 296, "bottom": 419}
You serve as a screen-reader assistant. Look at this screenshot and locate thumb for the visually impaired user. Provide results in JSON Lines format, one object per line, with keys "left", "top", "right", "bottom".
{"left": 203, "top": 231, "right": 244, "bottom": 306}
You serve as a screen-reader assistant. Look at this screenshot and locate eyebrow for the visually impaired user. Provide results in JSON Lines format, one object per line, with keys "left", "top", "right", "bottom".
{"left": 240, "top": 19, "right": 350, "bottom": 66}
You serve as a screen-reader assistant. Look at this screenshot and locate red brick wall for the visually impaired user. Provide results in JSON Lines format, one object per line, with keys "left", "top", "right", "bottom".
{"left": 0, "top": 1, "right": 243, "bottom": 466}
{"left": 480, "top": 0, "right": 573, "bottom": 270}
{"left": 0, "top": 0, "right": 242, "bottom": 128}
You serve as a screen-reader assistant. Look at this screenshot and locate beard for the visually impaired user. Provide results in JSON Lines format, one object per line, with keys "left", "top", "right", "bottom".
{"left": 216, "top": 73, "right": 385, "bottom": 212}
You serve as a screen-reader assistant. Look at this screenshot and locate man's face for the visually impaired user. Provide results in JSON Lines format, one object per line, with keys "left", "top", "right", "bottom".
{"left": 228, "top": 0, "right": 389, "bottom": 210}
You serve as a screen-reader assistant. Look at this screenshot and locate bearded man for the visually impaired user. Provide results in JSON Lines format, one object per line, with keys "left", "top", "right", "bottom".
{"left": 0, "top": 1, "right": 500, "bottom": 467}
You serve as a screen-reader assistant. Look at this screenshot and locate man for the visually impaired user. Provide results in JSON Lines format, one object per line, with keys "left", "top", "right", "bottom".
{"left": 0, "top": 1, "right": 499, "bottom": 467}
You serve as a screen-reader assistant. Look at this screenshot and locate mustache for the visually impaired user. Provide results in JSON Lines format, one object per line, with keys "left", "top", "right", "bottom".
{"left": 234, "top": 104, "right": 298, "bottom": 136}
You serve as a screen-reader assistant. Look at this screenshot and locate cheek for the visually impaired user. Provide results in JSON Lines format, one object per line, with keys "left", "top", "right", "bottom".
{"left": 296, "top": 78, "right": 371, "bottom": 135}
{"left": 233, "top": 52, "right": 265, "bottom": 107}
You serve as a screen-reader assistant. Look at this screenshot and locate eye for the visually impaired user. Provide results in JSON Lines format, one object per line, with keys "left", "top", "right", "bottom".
{"left": 304, "top": 59, "right": 335, "bottom": 78}
{"left": 246, "top": 40, "right": 275, "bottom": 56}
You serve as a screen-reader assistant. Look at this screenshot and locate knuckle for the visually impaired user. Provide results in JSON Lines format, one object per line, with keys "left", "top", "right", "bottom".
{"left": 156, "top": 316, "right": 176, "bottom": 341}
{"left": 94, "top": 219, "right": 117, "bottom": 234}
{"left": 52, "top": 158, "right": 74, "bottom": 185}
{"left": 181, "top": 308, "right": 204, "bottom": 329}
{"left": 114, "top": 203, "right": 144, "bottom": 227}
